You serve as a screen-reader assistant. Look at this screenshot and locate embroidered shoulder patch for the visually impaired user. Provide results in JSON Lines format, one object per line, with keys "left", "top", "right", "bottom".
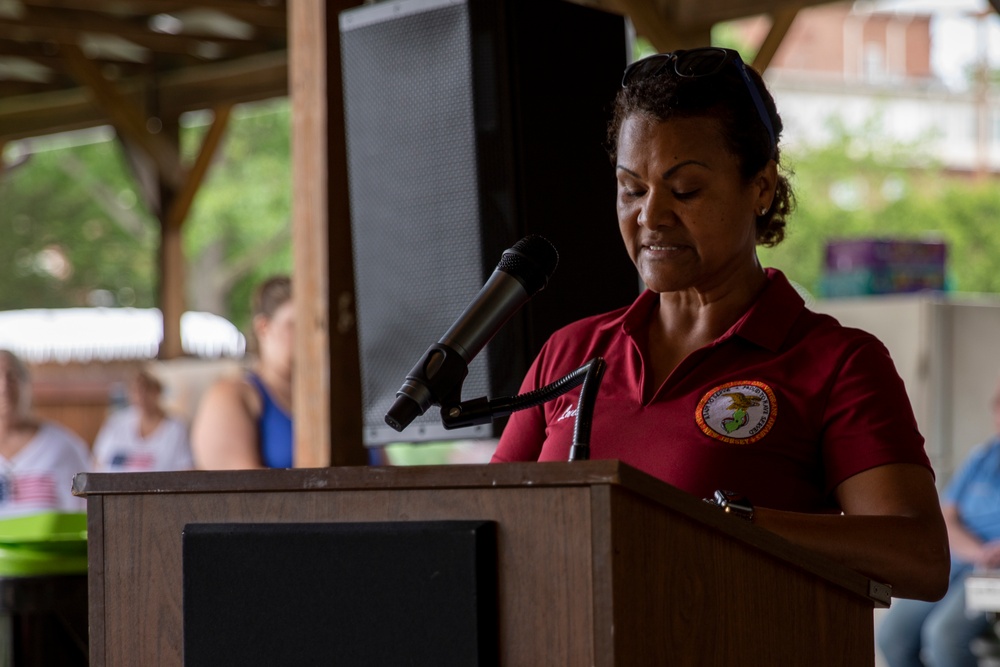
{"left": 695, "top": 380, "right": 777, "bottom": 444}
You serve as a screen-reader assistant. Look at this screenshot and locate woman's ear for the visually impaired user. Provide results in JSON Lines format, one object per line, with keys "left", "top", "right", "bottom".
{"left": 755, "top": 159, "right": 778, "bottom": 213}
{"left": 251, "top": 313, "right": 269, "bottom": 341}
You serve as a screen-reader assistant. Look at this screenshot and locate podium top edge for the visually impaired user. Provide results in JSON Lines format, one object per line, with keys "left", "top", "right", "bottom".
{"left": 72, "top": 459, "right": 885, "bottom": 606}
{"left": 72, "top": 460, "right": 646, "bottom": 497}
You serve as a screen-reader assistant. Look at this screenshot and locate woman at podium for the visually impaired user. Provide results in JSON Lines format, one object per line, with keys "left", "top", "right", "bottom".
{"left": 491, "top": 47, "right": 949, "bottom": 602}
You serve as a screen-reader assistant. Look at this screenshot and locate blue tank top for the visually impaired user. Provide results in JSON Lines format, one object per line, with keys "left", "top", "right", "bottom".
{"left": 248, "top": 373, "right": 293, "bottom": 468}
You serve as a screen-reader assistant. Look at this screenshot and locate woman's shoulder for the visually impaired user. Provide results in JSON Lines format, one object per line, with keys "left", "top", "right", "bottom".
{"left": 33, "top": 422, "right": 90, "bottom": 462}
{"left": 204, "top": 372, "right": 256, "bottom": 400}
{"left": 797, "top": 305, "right": 891, "bottom": 352}
{"left": 199, "top": 371, "right": 262, "bottom": 417}
{"left": 37, "top": 420, "right": 85, "bottom": 444}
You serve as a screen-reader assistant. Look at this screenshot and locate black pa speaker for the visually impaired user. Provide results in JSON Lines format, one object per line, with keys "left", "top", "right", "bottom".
{"left": 341, "top": 0, "right": 638, "bottom": 445}
{"left": 183, "top": 521, "right": 498, "bottom": 666}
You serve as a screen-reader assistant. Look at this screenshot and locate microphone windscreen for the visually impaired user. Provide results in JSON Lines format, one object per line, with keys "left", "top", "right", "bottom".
{"left": 498, "top": 236, "right": 559, "bottom": 296}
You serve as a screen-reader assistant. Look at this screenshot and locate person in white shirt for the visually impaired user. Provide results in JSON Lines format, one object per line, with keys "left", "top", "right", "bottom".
{"left": 92, "top": 369, "right": 192, "bottom": 472}
{"left": 0, "top": 349, "right": 90, "bottom": 518}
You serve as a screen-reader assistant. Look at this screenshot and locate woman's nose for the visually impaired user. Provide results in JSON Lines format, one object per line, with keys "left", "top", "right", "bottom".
{"left": 637, "top": 188, "right": 675, "bottom": 229}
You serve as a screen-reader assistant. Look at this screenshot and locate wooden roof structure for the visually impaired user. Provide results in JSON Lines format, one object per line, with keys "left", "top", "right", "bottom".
{"left": 2, "top": 0, "right": 997, "bottom": 465}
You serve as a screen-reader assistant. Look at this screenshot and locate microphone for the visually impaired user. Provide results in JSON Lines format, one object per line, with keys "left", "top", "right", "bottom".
{"left": 384, "top": 235, "right": 559, "bottom": 432}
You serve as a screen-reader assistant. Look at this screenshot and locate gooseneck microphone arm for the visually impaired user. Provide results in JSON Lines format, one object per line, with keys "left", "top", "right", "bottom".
{"left": 440, "top": 357, "right": 607, "bottom": 462}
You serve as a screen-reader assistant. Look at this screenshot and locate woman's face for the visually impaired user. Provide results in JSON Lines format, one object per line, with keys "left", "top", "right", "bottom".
{"left": 255, "top": 300, "right": 295, "bottom": 375}
{"left": 615, "top": 113, "right": 774, "bottom": 294}
{"left": 128, "top": 376, "right": 160, "bottom": 413}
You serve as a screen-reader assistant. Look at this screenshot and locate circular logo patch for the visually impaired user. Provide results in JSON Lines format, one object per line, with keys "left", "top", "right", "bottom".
{"left": 696, "top": 380, "right": 776, "bottom": 444}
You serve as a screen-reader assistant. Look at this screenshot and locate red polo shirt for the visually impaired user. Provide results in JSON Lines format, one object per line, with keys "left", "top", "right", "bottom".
{"left": 491, "top": 268, "right": 931, "bottom": 512}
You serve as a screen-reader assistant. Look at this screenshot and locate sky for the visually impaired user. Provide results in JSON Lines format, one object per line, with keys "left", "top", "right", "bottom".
{"left": 872, "top": 0, "right": 1000, "bottom": 88}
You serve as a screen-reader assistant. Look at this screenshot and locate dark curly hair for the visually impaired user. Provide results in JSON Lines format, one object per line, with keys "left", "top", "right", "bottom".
{"left": 607, "top": 55, "right": 794, "bottom": 247}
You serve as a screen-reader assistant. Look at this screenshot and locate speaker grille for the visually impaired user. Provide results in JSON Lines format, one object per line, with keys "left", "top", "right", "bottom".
{"left": 342, "top": 1, "right": 496, "bottom": 443}
{"left": 342, "top": 0, "right": 634, "bottom": 446}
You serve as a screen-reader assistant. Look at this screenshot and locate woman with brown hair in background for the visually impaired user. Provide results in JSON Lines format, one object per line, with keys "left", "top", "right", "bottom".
{"left": 191, "top": 275, "right": 294, "bottom": 469}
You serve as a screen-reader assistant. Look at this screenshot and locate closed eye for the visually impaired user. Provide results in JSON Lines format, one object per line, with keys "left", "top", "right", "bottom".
{"left": 618, "top": 183, "right": 646, "bottom": 198}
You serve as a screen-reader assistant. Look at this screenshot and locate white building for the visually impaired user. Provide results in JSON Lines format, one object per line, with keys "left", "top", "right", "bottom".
{"left": 743, "top": 0, "right": 1000, "bottom": 175}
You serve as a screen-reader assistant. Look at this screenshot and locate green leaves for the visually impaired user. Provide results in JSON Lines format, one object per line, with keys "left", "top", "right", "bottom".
{"left": 760, "top": 115, "right": 1000, "bottom": 298}
{"left": 0, "top": 99, "right": 293, "bottom": 331}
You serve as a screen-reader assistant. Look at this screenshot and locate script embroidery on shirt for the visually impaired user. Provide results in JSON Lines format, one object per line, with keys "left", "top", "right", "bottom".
{"left": 695, "top": 380, "right": 777, "bottom": 444}
{"left": 556, "top": 404, "right": 578, "bottom": 422}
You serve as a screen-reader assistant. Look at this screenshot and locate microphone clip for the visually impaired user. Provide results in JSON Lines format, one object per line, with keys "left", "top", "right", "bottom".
{"left": 384, "top": 343, "right": 469, "bottom": 433}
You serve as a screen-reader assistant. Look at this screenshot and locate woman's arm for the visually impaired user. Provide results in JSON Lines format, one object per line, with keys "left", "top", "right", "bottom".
{"left": 754, "top": 463, "right": 950, "bottom": 601}
{"left": 190, "top": 378, "right": 264, "bottom": 470}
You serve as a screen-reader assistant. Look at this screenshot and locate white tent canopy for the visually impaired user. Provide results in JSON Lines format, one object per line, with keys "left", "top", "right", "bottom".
{"left": 0, "top": 308, "right": 246, "bottom": 364}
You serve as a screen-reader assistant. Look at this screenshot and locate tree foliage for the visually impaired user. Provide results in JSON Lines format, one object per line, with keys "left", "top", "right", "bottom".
{"left": 0, "top": 132, "right": 157, "bottom": 310}
{"left": 2, "top": 94, "right": 999, "bottom": 340}
{"left": 0, "top": 98, "right": 293, "bottom": 332}
{"left": 761, "top": 116, "right": 1000, "bottom": 298}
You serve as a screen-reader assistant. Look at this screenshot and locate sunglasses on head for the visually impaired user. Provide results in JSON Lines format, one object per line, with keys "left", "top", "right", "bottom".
{"left": 621, "top": 47, "right": 777, "bottom": 156}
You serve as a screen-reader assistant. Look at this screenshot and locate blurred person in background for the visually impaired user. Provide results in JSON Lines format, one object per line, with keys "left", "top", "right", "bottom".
{"left": 0, "top": 349, "right": 89, "bottom": 517}
{"left": 92, "top": 369, "right": 192, "bottom": 472}
{"left": 878, "top": 375, "right": 1000, "bottom": 667}
{"left": 191, "top": 275, "right": 293, "bottom": 469}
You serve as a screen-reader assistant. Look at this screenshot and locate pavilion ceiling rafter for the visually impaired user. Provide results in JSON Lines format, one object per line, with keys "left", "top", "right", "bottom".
{"left": 0, "top": 0, "right": 288, "bottom": 144}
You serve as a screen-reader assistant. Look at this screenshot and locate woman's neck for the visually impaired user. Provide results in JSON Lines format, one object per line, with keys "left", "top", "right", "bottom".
{"left": 254, "top": 362, "right": 293, "bottom": 407}
{"left": 0, "top": 414, "right": 38, "bottom": 459}
{"left": 137, "top": 406, "right": 165, "bottom": 438}
{"left": 654, "top": 267, "right": 768, "bottom": 344}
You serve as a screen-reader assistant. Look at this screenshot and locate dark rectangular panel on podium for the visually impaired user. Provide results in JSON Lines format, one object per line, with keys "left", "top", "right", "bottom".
{"left": 340, "top": 0, "right": 637, "bottom": 445}
{"left": 182, "top": 520, "right": 497, "bottom": 667}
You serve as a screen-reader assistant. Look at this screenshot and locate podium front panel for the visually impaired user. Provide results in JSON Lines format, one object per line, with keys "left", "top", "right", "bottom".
{"left": 96, "top": 484, "right": 595, "bottom": 666}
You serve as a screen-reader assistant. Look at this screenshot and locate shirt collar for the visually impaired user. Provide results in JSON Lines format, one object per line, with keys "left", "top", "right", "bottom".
{"left": 725, "top": 268, "right": 805, "bottom": 351}
{"left": 618, "top": 268, "right": 805, "bottom": 352}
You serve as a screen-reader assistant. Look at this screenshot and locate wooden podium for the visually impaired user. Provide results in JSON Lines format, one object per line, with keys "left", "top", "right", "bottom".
{"left": 74, "top": 460, "right": 888, "bottom": 666}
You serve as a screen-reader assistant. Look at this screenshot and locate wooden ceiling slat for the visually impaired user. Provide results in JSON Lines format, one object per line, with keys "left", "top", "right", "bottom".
{"left": 0, "top": 7, "right": 272, "bottom": 55}
{"left": 19, "top": 0, "right": 288, "bottom": 30}
{"left": 0, "top": 49, "right": 287, "bottom": 142}
{"left": 0, "top": 0, "right": 856, "bottom": 146}
{"left": 60, "top": 42, "right": 186, "bottom": 189}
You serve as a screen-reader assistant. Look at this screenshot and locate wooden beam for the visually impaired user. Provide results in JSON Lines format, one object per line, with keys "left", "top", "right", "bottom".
{"left": 672, "top": 0, "right": 837, "bottom": 29}
{"left": 0, "top": 6, "right": 273, "bottom": 54}
{"left": 160, "top": 223, "right": 186, "bottom": 359}
{"left": 59, "top": 42, "right": 186, "bottom": 190}
{"left": 147, "top": 115, "right": 186, "bottom": 361}
{"left": 752, "top": 7, "right": 800, "bottom": 73}
{"left": 604, "top": 0, "right": 681, "bottom": 51}
{"left": 0, "top": 50, "right": 287, "bottom": 142}
{"left": 164, "top": 103, "right": 232, "bottom": 231}
{"left": 602, "top": 0, "right": 711, "bottom": 51}
{"left": 20, "top": 0, "right": 289, "bottom": 28}
{"left": 289, "top": 0, "right": 367, "bottom": 468}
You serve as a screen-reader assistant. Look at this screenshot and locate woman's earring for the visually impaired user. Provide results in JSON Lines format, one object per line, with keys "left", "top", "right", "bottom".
{"left": 758, "top": 206, "right": 768, "bottom": 216}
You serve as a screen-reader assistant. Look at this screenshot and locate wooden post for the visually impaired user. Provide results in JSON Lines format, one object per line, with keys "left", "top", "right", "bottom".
{"left": 288, "top": 0, "right": 367, "bottom": 467}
